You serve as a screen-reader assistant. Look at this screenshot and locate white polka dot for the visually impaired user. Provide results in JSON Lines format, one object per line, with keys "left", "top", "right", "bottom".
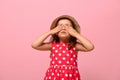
{"left": 56, "top": 44, "right": 59, "bottom": 47}
{"left": 73, "top": 54, "right": 76, "bottom": 57}
{"left": 62, "top": 78, "right": 64, "bottom": 80}
{"left": 54, "top": 77, "right": 56, "bottom": 80}
{"left": 69, "top": 67, "right": 71, "bottom": 69}
{"left": 62, "top": 50, "right": 66, "bottom": 53}
{"left": 63, "top": 44, "right": 65, "bottom": 46}
{"left": 54, "top": 66, "right": 56, "bottom": 68}
{"left": 49, "top": 76, "right": 51, "bottom": 79}
{"left": 62, "top": 70, "right": 65, "bottom": 73}
{"left": 52, "top": 61, "right": 55, "bottom": 64}
{"left": 67, "top": 61, "right": 69, "bottom": 64}
{"left": 55, "top": 57, "right": 58, "bottom": 60}
{"left": 52, "top": 47, "right": 55, "bottom": 49}
{"left": 66, "top": 47, "right": 68, "bottom": 50}
{"left": 76, "top": 77, "right": 79, "bottom": 80}
{"left": 65, "top": 67, "right": 67, "bottom": 69}
{"left": 70, "top": 50, "right": 73, "bottom": 53}
{"left": 63, "top": 65, "right": 65, "bottom": 67}
{"left": 73, "top": 47, "right": 75, "bottom": 50}
{"left": 59, "top": 47, "right": 62, "bottom": 49}
{"left": 70, "top": 58, "right": 73, "bottom": 61}
{"left": 58, "top": 53, "right": 62, "bottom": 56}
{"left": 55, "top": 69, "right": 57, "bottom": 72}
{"left": 65, "top": 74, "right": 68, "bottom": 77}
{"left": 52, "top": 54, "right": 55, "bottom": 57}
{"left": 62, "top": 57, "right": 66, "bottom": 60}
{"left": 52, "top": 72, "right": 54, "bottom": 75}
{"left": 58, "top": 60, "right": 61, "bottom": 64}
{"left": 76, "top": 70, "right": 78, "bottom": 73}
{"left": 48, "top": 70, "right": 49, "bottom": 72}
{"left": 55, "top": 50, "right": 58, "bottom": 53}
{"left": 66, "top": 54, "right": 69, "bottom": 56}
{"left": 69, "top": 74, "right": 72, "bottom": 77}
{"left": 59, "top": 70, "right": 61, "bottom": 72}
{"left": 74, "top": 62, "right": 76, "bottom": 65}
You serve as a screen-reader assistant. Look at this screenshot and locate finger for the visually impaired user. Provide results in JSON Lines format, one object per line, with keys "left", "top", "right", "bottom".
{"left": 58, "top": 25, "right": 62, "bottom": 30}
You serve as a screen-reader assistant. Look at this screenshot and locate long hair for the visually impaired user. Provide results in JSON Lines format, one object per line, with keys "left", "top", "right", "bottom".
{"left": 50, "top": 15, "right": 81, "bottom": 50}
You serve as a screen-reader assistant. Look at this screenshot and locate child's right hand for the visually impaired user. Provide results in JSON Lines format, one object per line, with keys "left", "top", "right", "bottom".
{"left": 50, "top": 25, "right": 62, "bottom": 35}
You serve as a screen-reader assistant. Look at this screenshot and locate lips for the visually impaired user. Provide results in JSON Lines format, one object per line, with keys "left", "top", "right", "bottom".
{"left": 61, "top": 32, "right": 66, "bottom": 33}
{"left": 60, "top": 31, "right": 67, "bottom": 34}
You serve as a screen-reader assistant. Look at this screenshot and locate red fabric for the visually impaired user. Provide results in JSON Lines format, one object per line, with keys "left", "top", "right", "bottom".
{"left": 44, "top": 42, "right": 80, "bottom": 80}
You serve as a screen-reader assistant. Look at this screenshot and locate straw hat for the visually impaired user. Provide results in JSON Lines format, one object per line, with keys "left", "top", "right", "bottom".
{"left": 50, "top": 15, "right": 80, "bottom": 33}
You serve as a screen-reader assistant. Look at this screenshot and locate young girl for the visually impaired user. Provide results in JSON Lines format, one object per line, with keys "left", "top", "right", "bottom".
{"left": 31, "top": 15, "right": 94, "bottom": 80}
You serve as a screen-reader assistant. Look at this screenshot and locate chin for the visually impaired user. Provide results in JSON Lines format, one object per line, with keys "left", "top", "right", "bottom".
{"left": 58, "top": 33, "right": 70, "bottom": 39}
{"left": 59, "top": 35, "right": 70, "bottom": 39}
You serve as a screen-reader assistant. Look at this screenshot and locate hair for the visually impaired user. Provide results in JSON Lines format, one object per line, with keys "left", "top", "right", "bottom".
{"left": 50, "top": 15, "right": 81, "bottom": 50}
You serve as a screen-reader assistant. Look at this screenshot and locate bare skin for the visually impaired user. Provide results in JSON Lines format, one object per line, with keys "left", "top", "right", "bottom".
{"left": 31, "top": 19, "right": 94, "bottom": 52}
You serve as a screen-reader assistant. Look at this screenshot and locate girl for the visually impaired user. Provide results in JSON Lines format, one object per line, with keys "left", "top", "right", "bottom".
{"left": 31, "top": 15, "right": 94, "bottom": 80}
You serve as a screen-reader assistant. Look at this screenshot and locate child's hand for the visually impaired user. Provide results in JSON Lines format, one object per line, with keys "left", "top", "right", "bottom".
{"left": 50, "top": 25, "right": 62, "bottom": 35}
{"left": 65, "top": 25, "right": 78, "bottom": 36}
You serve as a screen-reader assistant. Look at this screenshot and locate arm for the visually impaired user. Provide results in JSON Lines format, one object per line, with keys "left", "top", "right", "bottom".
{"left": 31, "top": 31, "right": 52, "bottom": 50}
{"left": 66, "top": 26, "right": 94, "bottom": 52}
{"left": 31, "top": 25, "right": 62, "bottom": 50}
{"left": 75, "top": 33, "right": 94, "bottom": 52}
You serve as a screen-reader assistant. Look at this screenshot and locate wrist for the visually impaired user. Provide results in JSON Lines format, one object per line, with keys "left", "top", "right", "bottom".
{"left": 70, "top": 30, "right": 79, "bottom": 36}
{"left": 73, "top": 32, "right": 80, "bottom": 38}
{"left": 49, "top": 30, "right": 54, "bottom": 35}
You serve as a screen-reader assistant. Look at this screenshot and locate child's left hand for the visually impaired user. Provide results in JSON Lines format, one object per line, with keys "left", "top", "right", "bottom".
{"left": 65, "top": 25, "right": 78, "bottom": 36}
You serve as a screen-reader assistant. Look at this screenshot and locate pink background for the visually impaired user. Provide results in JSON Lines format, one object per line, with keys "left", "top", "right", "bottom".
{"left": 0, "top": 0, "right": 120, "bottom": 80}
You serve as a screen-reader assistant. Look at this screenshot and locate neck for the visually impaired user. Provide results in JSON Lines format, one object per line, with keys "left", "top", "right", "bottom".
{"left": 59, "top": 39, "right": 69, "bottom": 43}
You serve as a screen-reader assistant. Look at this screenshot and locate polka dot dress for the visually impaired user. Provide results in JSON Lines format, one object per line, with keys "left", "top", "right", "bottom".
{"left": 44, "top": 42, "right": 80, "bottom": 80}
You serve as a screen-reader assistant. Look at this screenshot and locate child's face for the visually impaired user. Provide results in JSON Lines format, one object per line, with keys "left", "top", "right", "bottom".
{"left": 57, "top": 19, "right": 72, "bottom": 42}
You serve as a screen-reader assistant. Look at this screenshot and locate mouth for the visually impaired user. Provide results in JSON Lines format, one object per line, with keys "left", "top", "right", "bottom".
{"left": 60, "top": 30, "right": 67, "bottom": 34}
{"left": 61, "top": 32, "right": 66, "bottom": 34}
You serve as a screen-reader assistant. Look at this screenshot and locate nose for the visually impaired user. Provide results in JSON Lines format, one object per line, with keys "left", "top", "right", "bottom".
{"left": 62, "top": 25, "right": 65, "bottom": 29}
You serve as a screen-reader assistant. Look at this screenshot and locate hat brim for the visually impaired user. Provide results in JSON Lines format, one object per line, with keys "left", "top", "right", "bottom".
{"left": 50, "top": 15, "right": 80, "bottom": 33}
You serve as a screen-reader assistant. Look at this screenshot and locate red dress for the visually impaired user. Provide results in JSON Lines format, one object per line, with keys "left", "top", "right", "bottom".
{"left": 44, "top": 42, "right": 80, "bottom": 80}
